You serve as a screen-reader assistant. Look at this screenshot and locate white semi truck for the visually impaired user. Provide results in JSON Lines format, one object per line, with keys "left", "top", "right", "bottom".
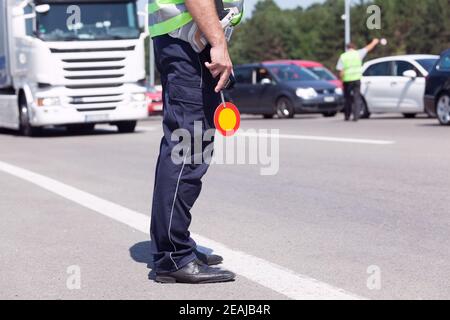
{"left": 0, "top": 0, "right": 148, "bottom": 136}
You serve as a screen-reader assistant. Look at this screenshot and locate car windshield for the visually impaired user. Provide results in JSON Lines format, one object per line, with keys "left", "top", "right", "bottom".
{"left": 36, "top": 1, "right": 140, "bottom": 41}
{"left": 308, "top": 66, "right": 337, "bottom": 81}
{"left": 416, "top": 59, "right": 438, "bottom": 72}
{"left": 267, "top": 65, "right": 319, "bottom": 82}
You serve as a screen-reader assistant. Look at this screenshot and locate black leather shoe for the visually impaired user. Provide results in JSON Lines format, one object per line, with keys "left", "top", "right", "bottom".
{"left": 155, "top": 260, "right": 235, "bottom": 284}
{"left": 194, "top": 248, "right": 223, "bottom": 266}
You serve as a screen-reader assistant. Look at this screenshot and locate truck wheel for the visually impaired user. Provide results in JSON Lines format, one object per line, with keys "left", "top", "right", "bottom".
{"left": 116, "top": 121, "right": 137, "bottom": 133}
{"left": 19, "top": 98, "right": 41, "bottom": 137}
{"left": 276, "top": 97, "right": 295, "bottom": 119}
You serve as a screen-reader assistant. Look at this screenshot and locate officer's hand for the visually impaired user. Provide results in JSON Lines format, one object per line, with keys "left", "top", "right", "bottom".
{"left": 205, "top": 44, "right": 233, "bottom": 93}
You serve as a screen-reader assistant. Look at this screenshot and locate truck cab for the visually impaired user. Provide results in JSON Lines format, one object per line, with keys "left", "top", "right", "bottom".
{"left": 0, "top": 0, "right": 149, "bottom": 135}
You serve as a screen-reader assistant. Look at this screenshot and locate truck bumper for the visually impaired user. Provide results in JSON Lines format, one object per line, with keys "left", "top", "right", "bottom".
{"left": 29, "top": 102, "right": 148, "bottom": 127}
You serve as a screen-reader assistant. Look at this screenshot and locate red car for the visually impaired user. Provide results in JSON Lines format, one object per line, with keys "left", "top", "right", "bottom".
{"left": 146, "top": 86, "right": 163, "bottom": 115}
{"left": 265, "top": 60, "right": 343, "bottom": 89}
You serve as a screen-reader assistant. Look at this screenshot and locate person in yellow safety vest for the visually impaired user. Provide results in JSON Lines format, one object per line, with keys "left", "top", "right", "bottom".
{"left": 148, "top": 0, "right": 243, "bottom": 284}
{"left": 336, "top": 39, "right": 380, "bottom": 121}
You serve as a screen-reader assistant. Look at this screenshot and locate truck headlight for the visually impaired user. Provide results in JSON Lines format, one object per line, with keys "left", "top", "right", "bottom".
{"left": 335, "top": 88, "right": 344, "bottom": 95}
{"left": 132, "top": 93, "right": 146, "bottom": 102}
{"left": 37, "top": 97, "right": 60, "bottom": 107}
{"left": 296, "top": 88, "right": 318, "bottom": 100}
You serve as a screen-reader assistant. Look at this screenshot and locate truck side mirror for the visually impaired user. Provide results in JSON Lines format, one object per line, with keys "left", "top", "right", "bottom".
{"left": 35, "top": 4, "right": 50, "bottom": 14}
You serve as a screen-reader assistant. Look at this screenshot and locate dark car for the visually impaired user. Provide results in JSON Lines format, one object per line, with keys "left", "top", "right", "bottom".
{"left": 424, "top": 49, "right": 450, "bottom": 125}
{"left": 226, "top": 63, "right": 344, "bottom": 119}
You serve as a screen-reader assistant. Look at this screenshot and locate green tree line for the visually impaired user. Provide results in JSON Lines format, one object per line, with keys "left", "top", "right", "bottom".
{"left": 229, "top": 0, "right": 450, "bottom": 71}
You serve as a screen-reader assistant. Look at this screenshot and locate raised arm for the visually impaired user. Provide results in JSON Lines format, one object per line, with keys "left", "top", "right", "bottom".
{"left": 365, "top": 38, "right": 380, "bottom": 53}
{"left": 185, "top": 0, "right": 233, "bottom": 93}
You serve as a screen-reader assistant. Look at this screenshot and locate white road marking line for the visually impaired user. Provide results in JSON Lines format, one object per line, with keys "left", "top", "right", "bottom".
{"left": 0, "top": 160, "right": 365, "bottom": 300}
{"left": 237, "top": 132, "right": 395, "bottom": 145}
{"left": 136, "top": 126, "right": 159, "bottom": 132}
{"left": 138, "top": 126, "right": 395, "bottom": 145}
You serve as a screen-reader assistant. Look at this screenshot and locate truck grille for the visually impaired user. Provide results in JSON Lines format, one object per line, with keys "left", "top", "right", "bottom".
{"left": 50, "top": 43, "right": 136, "bottom": 112}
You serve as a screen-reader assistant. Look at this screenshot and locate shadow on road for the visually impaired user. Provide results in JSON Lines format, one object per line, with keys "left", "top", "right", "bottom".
{"left": 129, "top": 241, "right": 215, "bottom": 281}
{"left": 0, "top": 127, "right": 146, "bottom": 138}
{"left": 415, "top": 123, "right": 444, "bottom": 127}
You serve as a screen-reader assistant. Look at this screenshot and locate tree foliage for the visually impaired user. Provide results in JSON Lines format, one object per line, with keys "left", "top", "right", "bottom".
{"left": 229, "top": 0, "right": 450, "bottom": 70}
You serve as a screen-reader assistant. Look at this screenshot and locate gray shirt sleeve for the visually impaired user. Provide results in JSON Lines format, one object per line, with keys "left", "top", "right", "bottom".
{"left": 358, "top": 48, "right": 368, "bottom": 60}
{"left": 336, "top": 58, "right": 343, "bottom": 71}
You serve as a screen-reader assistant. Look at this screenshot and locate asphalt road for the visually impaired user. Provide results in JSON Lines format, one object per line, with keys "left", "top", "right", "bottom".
{"left": 0, "top": 113, "right": 449, "bottom": 300}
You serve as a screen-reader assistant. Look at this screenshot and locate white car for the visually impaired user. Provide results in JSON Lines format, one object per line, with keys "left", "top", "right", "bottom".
{"left": 360, "top": 55, "right": 439, "bottom": 118}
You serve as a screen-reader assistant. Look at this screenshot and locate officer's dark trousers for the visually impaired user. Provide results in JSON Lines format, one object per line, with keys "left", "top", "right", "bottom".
{"left": 150, "top": 35, "right": 220, "bottom": 273}
{"left": 343, "top": 80, "right": 362, "bottom": 121}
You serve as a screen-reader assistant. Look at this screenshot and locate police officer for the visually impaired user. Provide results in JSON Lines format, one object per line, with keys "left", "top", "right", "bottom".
{"left": 149, "top": 0, "right": 243, "bottom": 284}
{"left": 336, "top": 39, "right": 380, "bottom": 121}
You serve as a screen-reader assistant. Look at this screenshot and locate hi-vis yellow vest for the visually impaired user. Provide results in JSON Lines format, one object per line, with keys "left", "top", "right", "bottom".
{"left": 340, "top": 50, "right": 363, "bottom": 82}
{"left": 148, "top": 0, "right": 244, "bottom": 38}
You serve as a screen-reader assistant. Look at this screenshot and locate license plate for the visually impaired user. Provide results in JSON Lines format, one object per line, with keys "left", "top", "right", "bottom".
{"left": 324, "top": 96, "right": 335, "bottom": 103}
{"left": 85, "top": 114, "right": 109, "bottom": 123}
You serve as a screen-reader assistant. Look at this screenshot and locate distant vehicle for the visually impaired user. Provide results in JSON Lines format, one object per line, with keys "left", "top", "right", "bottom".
{"left": 226, "top": 63, "right": 344, "bottom": 119}
{"left": 424, "top": 49, "right": 450, "bottom": 125}
{"left": 360, "top": 55, "right": 439, "bottom": 118}
{"left": 0, "top": 0, "right": 149, "bottom": 136}
{"left": 265, "top": 60, "right": 343, "bottom": 89}
{"left": 146, "top": 85, "right": 163, "bottom": 115}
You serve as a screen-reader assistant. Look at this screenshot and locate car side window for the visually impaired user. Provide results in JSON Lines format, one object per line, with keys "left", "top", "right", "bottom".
{"left": 393, "top": 61, "right": 421, "bottom": 77}
{"left": 234, "top": 68, "right": 253, "bottom": 84}
{"left": 438, "top": 54, "right": 450, "bottom": 71}
{"left": 256, "top": 68, "right": 273, "bottom": 84}
{"left": 363, "top": 62, "right": 392, "bottom": 76}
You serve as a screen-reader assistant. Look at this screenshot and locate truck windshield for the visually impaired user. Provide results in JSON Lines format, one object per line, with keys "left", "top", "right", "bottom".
{"left": 36, "top": 1, "right": 140, "bottom": 41}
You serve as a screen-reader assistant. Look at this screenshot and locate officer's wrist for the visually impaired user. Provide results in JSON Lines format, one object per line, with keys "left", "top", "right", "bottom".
{"left": 209, "top": 34, "right": 227, "bottom": 48}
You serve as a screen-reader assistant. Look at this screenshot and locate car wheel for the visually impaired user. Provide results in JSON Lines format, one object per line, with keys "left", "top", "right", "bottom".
{"left": 19, "top": 97, "right": 41, "bottom": 137}
{"left": 436, "top": 93, "right": 450, "bottom": 125}
{"left": 276, "top": 97, "right": 295, "bottom": 119}
{"left": 116, "top": 121, "right": 137, "bottom": 133}
{"left": 403, "top": 113, "right": 417, "bottom": 119}
{"left": 322, "top": 112, "right": 337, "bottom": 118}
{"left": 360, "top": 99, "right": 371, "bottom": 119}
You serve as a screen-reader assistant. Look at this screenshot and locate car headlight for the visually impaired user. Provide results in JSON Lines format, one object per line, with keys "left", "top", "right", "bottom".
{"left": 132, "top": 93, "right": 146, "bottom": 102}
{"left": 335, "top": 88, "right": 344, "bottom": 95}
{"left": 296, "top": 88, "right": 318, "bottom": 99}
{"left": 37, "top": 97, "right": 60, "bottom": 107}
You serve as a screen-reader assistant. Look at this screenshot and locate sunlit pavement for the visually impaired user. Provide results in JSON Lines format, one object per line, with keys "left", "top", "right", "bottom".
{"left": 1, "top": 113, "right": 449, "bottom": 300}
